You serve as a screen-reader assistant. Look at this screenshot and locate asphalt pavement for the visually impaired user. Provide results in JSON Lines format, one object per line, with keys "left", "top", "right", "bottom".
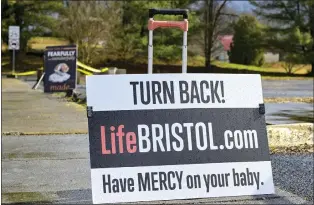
{"left": 271, "top": 154, "right": 314, "bottom": 202}
{"left": 1, "top": 76, "right": 313, "bottom": 204}
{"left": 2, "top": 134, "right": 313, "bottom": 204}
{"left": 262, "top": 79, "right": 313, "bottom": 98}
{"left": 21, "top": 76, "right": 314, "bottom": 125}
{"left": 22, "top": 76, "right": 314, "bottom": 98}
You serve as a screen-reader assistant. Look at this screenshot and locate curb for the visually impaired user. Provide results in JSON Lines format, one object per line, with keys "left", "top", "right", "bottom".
{"left": 2, "top": 131, "right": 88, "bottom": 136}
{"left": 267, "top": 123, "right": 313, "bottom": 147}
{"left": 2, "top": 124, "right": 313, "bottom": 149}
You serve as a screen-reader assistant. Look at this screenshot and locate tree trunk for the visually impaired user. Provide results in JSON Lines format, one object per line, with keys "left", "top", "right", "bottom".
{"left": 310, "top": 21, "right": 314, "bottom": 76}
{"left": 204, "top": 0, "right": 214, "bottom": 73}
{"left": 310, "top": 3, "right": 314, "bottom": 76}
{"left": 206, "top": 35, "right": 213, "bottom": 72}
{"left": 204, "top": 1, "right": 209, "bottom": 69}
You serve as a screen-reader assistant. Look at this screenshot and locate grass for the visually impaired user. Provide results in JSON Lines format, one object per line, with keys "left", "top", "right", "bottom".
{"left": 1, "top": 53, "right": 43, "bottom": 73}
{"left": 132, "top": 55, "right": 311, "bottom": 75}
{"left": 27, "top": 37, "right": 69, "bottom": 51}
{"left": 1, "top": 36, "right": 312, "bottom": 76}
{"left": 131, "top": 55, "right": 206, "bottom": 67}
{"left": 3, "top": 152, "right": 56, "bottom": 159}
{"left": 2, "top": 37, "right": 70, "bottom": 53}
{"left": 212, "top": 60, "right": 276, "bottom": 72}
{"left": 264, "top": 97, "right": 314, "bottom": 103}
{"left": 269, "top": 144, "right": 313, "bottom": 154}
{"left": 262, "top": 61, "right": 312, "bottom": 74}
{"left": 261, "top": 76, "right": 313, "bottom": 80}
{"left": 1, "top": 41, "right": 8, "bottom": 52}
{"left": 152, "top": 55, "right": 311, "bottom": 75}
{"left": 2, "top": 192, "right": 55, "bottom": 203}
{"left": 211, "top": 60, "right": 311, "bottom": 75}
{"left": 27, "top": 37, "right": 102, "bottom": 52}
{"left": 3, "top": 37, "right": 64, "bottom": 72}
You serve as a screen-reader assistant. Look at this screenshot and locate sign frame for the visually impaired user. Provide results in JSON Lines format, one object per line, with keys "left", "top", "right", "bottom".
{"left": 8, "top": 25, "right": 20, "bottom": 75}
{"left": 85, "top": 73, "right": 275, "bottom": 204}
{"left": 8, "top": 25, "right": 20, "bottom": 50}
{"left": 43, "top": 45, "right": 78, "bottom": 93}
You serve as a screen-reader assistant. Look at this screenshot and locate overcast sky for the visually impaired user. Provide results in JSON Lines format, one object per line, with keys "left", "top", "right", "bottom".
{"left": 229, "top": 0, "right": 254, "bottom": 12}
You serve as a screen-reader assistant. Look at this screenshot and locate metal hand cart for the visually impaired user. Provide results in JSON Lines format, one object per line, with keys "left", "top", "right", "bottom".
{"left": 147, "top": 8, "right": 189, "bottom": 74}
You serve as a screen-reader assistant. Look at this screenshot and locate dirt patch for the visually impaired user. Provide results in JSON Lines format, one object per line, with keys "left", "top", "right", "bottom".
{"left": 269, "top": 144, "right": 313, "bottom": 154}
{"left": 264, "top": 97, "right": 313, "bottom": 103}
{"left": 267, "top": 123, "right": 313, "bottom": 148}
{"left": 2, "top": 131, "right": 88, "bottom": 136}
{"left": 1, "top": 192, "right": 56, "bottom": 203}
{"left": 2, "top": 152, "right": 57, "bottom": 160}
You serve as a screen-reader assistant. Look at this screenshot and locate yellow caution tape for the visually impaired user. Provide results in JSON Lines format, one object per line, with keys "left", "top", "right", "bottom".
{"left": 2, "top": 62, "right": 9, "bottom": 66}
{"left": 77, "top": 68, "right": 93, "bottom": 75}
{"left": 8, "top": 71, "right": 36, "bottom": 76}
{"left": 77, "top": 61, "right": 101, "bottom": 73}
{"left": 5, "top": 61, "right": 103, "bottom": 76}
{"left": 10, "top": 67, "right": 43, "bottom": 76}
{"left": 12, "top": 71, "right": 37, "bottom": 76}
{"left": 101, "top": 67, "right": 109, "bottom": 72}
{"left": 13, "top": 67, "right": 94, "bottom": 76}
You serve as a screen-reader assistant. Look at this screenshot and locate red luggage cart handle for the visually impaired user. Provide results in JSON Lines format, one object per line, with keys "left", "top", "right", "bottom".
{"left": 148, "top": 8, "right": 188, "bottom": 31}
{"left": 148, "top": 19, "right": 188, "bottom": 31}
{"left": 147, "top": 8, "right": 189, "bottom": 74}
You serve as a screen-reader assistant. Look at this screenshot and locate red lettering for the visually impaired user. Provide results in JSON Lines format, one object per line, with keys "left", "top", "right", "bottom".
{"left": 100, "top": 125, "right": 137, "bottom": 155}
{"left": 117, "top": 125, "right": 125, "bottom": 153}
{"left": 126, "top": 132, "right": 137, "bottom": 153}
{"left": 101, "top": 126, "right": 111, "bottom": 154}
{"left": 110, "top": 126, "right": 116, "bottom": 154}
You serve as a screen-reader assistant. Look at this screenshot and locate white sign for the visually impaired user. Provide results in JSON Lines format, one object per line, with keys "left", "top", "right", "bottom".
{"left": 86, "top": 74, "right": 264, "bottom": 111}
{"left": 86, "top": 74, "right": 275, "bottom": 204}
{"left": 9, "top": 26, "right": 20, "bottom": 50}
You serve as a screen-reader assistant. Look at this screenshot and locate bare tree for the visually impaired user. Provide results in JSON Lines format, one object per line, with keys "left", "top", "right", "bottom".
{"left": 57, "top": 1, "right": 120, "bottom": 64}
{"left": 204, "top": 0, "right": 228, "bottom": 71}
{"left": 191, "top": 0, "right": 236, "bottom": 71}
{"left": 104, "top": 1, "right": 139, "bottom": 61}
{"left": 283, "top": 53, "right": 307, "bottom": 74}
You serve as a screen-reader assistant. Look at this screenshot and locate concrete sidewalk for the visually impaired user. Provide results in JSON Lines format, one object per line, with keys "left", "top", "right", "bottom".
{"left": 1, "top": 77, "right": 312, "bottom": 204}
{"left": 1, "top": 77, "right": 88, "bottom": 135}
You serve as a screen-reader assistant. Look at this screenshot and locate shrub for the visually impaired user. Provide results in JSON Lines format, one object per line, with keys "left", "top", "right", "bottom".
{"left": 228, "top": 14, "right": 265, "bottom": 66}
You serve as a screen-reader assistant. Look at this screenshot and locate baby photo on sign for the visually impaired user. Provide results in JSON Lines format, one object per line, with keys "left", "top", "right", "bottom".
{"left": 48, "top": 63, "right": 71, "bottom": 83}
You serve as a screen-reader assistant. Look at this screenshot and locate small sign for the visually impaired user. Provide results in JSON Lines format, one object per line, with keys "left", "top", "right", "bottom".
{"left": 43, "top": 45, "right": 77, "bottom": 92}
{"left": 8, "top": 26, "right": 20, "bottom": 50}
{"left": 86, "top": 74, "right": 275, "bottom": 204}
